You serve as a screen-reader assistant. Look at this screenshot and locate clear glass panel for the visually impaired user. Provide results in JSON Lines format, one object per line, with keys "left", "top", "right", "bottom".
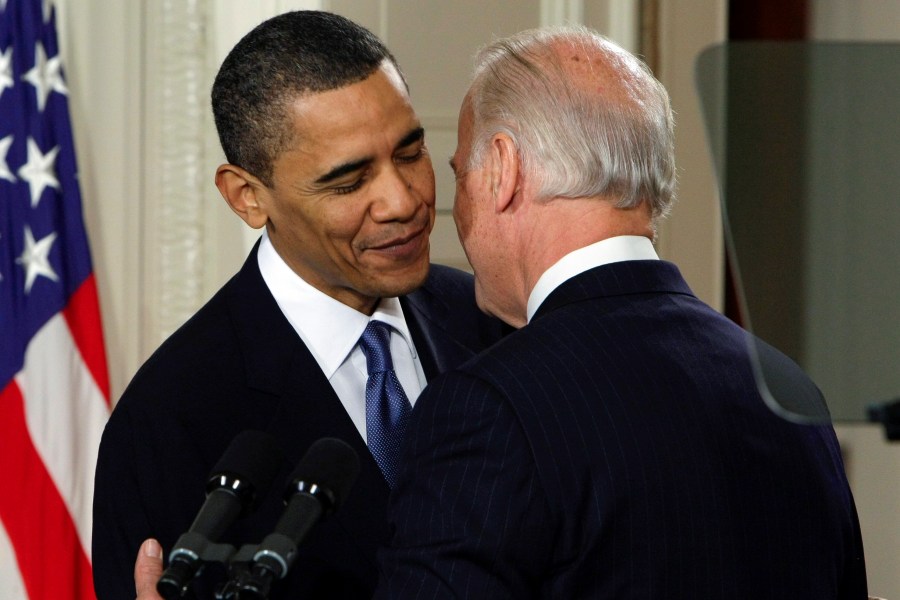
{"left": 695, "top": 42, "right": 900, "bottom": 424}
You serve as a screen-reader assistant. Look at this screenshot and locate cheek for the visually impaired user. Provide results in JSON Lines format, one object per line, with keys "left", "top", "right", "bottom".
{"left": 452, "top": 189, "right": 471, "bottom": 240}
{"left": 296, "top": 203, "right": 360, "bottom": 254}
{"left": 409, "top": 160, "right": 436, "bottom": 206}
{"left": 455, "top": 179, "right": 483, "bottom": 237}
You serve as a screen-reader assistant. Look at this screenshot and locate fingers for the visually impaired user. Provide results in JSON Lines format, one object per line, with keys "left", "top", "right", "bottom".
{"left": 134, "top": 538, "right": 164, "bottom": 600}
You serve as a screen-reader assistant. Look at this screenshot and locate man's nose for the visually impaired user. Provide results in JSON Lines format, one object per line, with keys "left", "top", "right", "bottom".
{"left": 370, "top": 166, "right": 423, "bottom": 221}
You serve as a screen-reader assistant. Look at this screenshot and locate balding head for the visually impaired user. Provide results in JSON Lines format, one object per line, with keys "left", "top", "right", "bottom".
{"left": 465, "top": 26, "right": 676, "bottom": 226}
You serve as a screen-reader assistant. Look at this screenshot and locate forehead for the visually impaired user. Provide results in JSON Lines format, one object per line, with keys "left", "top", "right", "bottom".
{"left": 279, "top": 63, "right": 419, "bottom": 170}
{"left": 457, "top": 93, "right": 474, "bottom": 131}
{"left": 450, "top": 96, "right": 476, "bottom": 169}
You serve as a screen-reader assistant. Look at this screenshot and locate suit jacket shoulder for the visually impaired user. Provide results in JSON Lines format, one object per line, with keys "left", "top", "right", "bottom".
{"left": 382, "top": 259, "right": 866, "bottom": 599}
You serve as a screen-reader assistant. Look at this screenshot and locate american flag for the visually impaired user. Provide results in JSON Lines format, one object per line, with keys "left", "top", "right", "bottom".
{"left": 0, "top": 0, "right": 110, "bottom": 598}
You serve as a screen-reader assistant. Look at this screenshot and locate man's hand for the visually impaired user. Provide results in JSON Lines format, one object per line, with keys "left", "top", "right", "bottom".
{"left": 134, "top": 538, "right": 165, "bottom": 600}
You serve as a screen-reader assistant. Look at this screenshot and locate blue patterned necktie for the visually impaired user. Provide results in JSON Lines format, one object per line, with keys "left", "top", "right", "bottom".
{"left": 359, "top": 320, "right": 412, "bottom": 488}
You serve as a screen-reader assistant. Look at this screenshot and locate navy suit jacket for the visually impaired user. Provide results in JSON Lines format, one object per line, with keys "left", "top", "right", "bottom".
{"left": 91, "top": 243, "right": 504, "bottom": 600}
{"left": 378, "top": 260, "right": 867, "bottom": 599}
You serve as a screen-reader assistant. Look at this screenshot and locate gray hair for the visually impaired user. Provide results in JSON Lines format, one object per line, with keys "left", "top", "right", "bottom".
{"left": 466, "top": 26, "right": 676, "bottom": 222}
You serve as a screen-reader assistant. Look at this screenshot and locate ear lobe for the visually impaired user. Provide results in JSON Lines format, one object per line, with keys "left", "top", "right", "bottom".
{"left": 488, "top": 134, "right": 520, "bottom": 213}
{"left": 215, "top": 164, "right": 269, "bottom": 229}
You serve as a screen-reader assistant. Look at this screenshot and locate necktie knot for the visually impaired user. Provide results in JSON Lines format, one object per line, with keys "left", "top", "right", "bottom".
{"left": 359, "top": 320, "right": 394, "bottom": 374}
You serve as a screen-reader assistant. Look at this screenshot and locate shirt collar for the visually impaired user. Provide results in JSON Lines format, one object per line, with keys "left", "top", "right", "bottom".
{"left": 257, "top": 229, "right": 417, "bottom": 378}
{"left": 526, "top": 235, "right": 659, "bottom": 323}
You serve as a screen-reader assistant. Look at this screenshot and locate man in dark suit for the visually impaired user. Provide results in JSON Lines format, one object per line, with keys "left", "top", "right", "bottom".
{"left": 374, "top": 26, "right": 868, "bottom": 598}
{"left": 93, "top": 11, "right": 502, "bottom": 600}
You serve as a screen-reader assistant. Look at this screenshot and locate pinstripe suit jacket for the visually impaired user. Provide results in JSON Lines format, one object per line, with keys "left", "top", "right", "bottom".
{"left": 377, "top": 260, "right": 867, "bottom": 599}
{"left": 92, "top": 243, "right": 505, "bottom": 600}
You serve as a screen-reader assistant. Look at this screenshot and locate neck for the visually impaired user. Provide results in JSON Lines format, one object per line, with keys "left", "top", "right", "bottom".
{"left": 519, "top": 196, "right": 653, "bottom": 297}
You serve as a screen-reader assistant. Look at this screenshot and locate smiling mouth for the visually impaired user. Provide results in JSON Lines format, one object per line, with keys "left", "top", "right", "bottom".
{"left": 371, "top": 227, "right": 424, "bottom": 250}
{"left": 364, "top": 222, "right": 431, "bottom": 260}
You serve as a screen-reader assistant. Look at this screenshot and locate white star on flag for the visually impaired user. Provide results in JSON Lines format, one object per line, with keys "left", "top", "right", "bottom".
{"left": 0, "top": 134, "right": 14, "bottom": 182}
{"left": 0, "top": 46, "right": 13, "bottom": 100}
{"left": 22, "top": 41, "right": 67, "bottom": 112}
{"left": 15, "top": 225, "right": 59, "bottom": 294}
{"left": 18, "top": 137, "right": 60, "bottom": 207}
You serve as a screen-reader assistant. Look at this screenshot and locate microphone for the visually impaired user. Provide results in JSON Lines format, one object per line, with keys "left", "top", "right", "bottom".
{"left": 156, "top": 430, "right": 284, "bottom": 599}
{"left": 233, "top": 437, "right": 360, "bottom": 599}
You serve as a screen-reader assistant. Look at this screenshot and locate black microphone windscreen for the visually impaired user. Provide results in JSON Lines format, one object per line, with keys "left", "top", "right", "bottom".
{"left": 208, "top": 430, "right": 283, "bottom": 511}
{"left": 158, "top": 431, "right": 284, "bottom": 598}
{"left": 289, "top": 438, "right": 360, "bottom": 509}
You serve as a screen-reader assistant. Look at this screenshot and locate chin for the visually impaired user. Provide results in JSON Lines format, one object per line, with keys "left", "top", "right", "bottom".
{"left": 375, "top": 260, "right": 431, "bottom": 298}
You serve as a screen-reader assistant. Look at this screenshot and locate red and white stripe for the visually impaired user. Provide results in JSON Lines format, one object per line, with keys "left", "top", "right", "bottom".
{"left": 0, "top": 276, "right": 110, "bottom": 600}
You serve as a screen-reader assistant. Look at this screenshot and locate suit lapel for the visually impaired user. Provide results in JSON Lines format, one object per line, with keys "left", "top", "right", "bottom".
{"left": 402, "top": 276, "right": 486, "bottom": 380}
{"left": 224, "top": 243, "right": 391, "bottom": 556}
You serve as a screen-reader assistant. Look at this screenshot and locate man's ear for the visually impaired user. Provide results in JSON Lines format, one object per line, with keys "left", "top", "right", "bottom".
{"left": 215, "top": 164, "right": 269, "bottom": 229}
{"left": 487, "top": 133, "right": 520, "bottom": 213}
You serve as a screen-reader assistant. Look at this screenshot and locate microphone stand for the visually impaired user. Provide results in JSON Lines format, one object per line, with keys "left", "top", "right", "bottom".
{"left": 215, "top": 545, "right": 277, "bottom": 600}
{"left": 157, "top": 539, "right": 237, "bottom": 599}
{"left": 158, "top": 537, "right": 278, "bottom": 600}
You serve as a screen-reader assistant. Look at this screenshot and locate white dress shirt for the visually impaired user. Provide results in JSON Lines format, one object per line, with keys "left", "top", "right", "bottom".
{"left": 526, "top": 235, "right": 660, "bottom": 323}
{"left": 257, "top": 230, "right": 426, "bottom": 442}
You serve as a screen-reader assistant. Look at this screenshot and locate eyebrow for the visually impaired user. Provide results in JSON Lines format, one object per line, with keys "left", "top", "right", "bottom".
{"left": 397, "top": 126, "right": 425, "bottom": 150}
{"left": 315, "top": 158, "right": 371, "bottom": 185}
{"left": 314, "top": 126, "right": 426, "bottom": 185}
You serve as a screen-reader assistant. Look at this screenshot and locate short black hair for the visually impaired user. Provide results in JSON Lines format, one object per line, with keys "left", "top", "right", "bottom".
{"left": 211, "top": 11, "right": 401, "bottom": 185}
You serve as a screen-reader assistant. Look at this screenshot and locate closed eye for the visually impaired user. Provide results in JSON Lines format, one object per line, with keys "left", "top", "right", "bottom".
{"left": 332, "top": 176, "right": 367, "bottom": 195}
{"left": 394, "top": 127, "right": 426, "bottom": 164}
{"left": 396, "top": 146, "right": 425, "bottom": 164}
